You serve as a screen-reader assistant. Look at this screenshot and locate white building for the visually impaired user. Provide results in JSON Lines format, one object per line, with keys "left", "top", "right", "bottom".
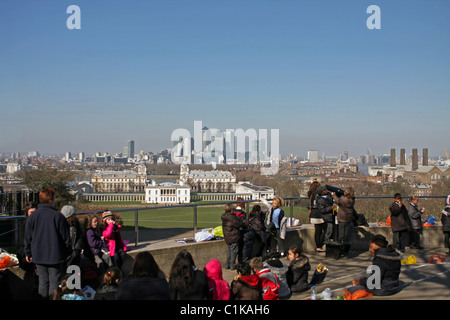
{"left": 235, "top": 181, "right": 275, "bottom": 200}
{"left": 145, "top": 180, "right": 191, "bottom": 204}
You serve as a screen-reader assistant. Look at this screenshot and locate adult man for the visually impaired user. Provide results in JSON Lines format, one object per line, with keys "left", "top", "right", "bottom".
{"left": 24, "top": 188, "right": 72, "bottom": 299}
{"left": 388, "top": 193, "right": 412, "bottom": 252}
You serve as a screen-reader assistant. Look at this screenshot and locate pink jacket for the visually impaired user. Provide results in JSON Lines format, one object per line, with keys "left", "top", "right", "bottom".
{"left": 203, "top": 259, "right": 230, "bottom": 300}
{"left": 102, "top": 223, "right": 128, "bottom": 256}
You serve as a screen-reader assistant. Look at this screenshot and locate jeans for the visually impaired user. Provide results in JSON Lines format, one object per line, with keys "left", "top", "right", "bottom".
{"left": 35, "top": 263, "right": 64, "bottom": 299}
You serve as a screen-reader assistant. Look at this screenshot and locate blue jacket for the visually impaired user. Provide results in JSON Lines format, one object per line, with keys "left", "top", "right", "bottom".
{"left": 24, "top": 204, "right": 71, "bottom": 265}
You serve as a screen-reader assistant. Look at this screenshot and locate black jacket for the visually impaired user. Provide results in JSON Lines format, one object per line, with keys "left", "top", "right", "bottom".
{"left": 441, "top": 206, "right": 450, "bottom": 232}
{"left": 116, "top": 275, "right": 170, "bottom": 300}
{"left": 360, "top": 247, "right": 402, "bottom": 296}
{"left": 389, "top": 202, "right": 412, "bottom": 232}
{"left": 317, "top": 194, "right": 334, "bottom": 223}
{"left": 286, "top": 255, "right": 311, "bottom": 293}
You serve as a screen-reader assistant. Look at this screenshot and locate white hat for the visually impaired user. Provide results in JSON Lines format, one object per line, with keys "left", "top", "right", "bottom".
{"left": 61, "top": 205, "right": 75, "bottom": 219}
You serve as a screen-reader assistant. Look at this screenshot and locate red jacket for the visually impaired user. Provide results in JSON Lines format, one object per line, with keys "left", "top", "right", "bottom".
{"left": 256, "top": 268, "right": 280, "bottom": 300}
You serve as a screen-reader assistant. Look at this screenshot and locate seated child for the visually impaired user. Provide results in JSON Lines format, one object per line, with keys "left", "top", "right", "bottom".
{"left": 230, "top": 262, "right": 262, "bottom": 300}
{"left": 203, "top": 259, "right": 230, "bottom": 300}
{"left": 249, "top": 257, "right": 280, "bottom": 300}
{"left": 286, "top": 245, "right": 311, "bottom": 293}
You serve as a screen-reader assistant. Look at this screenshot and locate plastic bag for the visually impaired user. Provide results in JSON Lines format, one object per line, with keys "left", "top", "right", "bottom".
{"left": 0, "top": 248, "right": 19, "bottom": 271}
{"left": 428, "top": 254, "right": 446, "bottom": 264}
{"left": 212, "top": 226, "right": 224, "bottom": 238}
{"left": 401, "top": 254, "right": 417, "bottom": 265}
{"left": 195, "top": 229, "right": 214, "bottom": 242}
{"left": 343, "top": 285, "right": 373, "bottom": 300}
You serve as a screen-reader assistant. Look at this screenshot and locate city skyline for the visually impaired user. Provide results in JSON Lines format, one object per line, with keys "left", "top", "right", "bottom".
{"left": 1, "top": 1, "right": 449, "bottom": 158}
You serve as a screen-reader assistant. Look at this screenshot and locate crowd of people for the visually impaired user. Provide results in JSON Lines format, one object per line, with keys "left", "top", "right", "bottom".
{"left": 13, "top": 185, "right": 450, "bottom": 300}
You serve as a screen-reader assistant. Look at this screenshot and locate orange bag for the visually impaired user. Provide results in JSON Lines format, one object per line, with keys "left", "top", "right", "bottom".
{"left": 385, "top": 215, "right": 391, "bottom": 226}
{"left": 343, "top": 289, "right": 373, "bottom": 300}
{"left": 428, "top": 254, "right": 446, "bottom": 264}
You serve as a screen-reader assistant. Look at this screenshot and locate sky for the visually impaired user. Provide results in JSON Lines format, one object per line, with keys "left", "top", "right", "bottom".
{"left": 1, "top": 0, "right": 449, "bottom": 159}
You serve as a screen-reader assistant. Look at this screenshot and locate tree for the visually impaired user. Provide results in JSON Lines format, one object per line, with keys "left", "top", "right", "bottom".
{"left": 16, "top": 166, "right": 77, "bottom": 210}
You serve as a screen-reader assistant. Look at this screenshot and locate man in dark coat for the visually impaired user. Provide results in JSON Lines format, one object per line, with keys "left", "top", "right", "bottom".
{"left": 222, "top": 204, "right": 247, "bottom": 269}
{"left": 389, "top": 193, "right": 412, "bottom": 252}
{"left": 24, "top": 188, "right": 72, "bottom": 299}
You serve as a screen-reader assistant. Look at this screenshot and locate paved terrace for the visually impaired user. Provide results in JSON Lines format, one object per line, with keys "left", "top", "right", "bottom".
{"left": 4, "top": 224, "right": 450, "bottom": 300}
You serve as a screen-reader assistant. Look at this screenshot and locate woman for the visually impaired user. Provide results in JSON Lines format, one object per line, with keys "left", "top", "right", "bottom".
{"left": 115, "top": 251, "right": 169, "bottom": 300}
{"left": 332, "top": 187, "right": 356, "bottom": 245}
{"left": 308, "top": 181, "right": 326, "bottom": 252}
{"left": 168, "top": 249, "right": 209, "bottom": 300}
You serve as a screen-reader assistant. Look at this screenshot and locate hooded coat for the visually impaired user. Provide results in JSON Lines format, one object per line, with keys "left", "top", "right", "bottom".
{"left": 203, "top": 259, "right": 231, "bottom": 300}
{"left": 286, "top": 255, "right": 311, "bottom": 293}
{"left": 231, "top": 274, "right": 262, "bottom": 300}
{"left": 360, "top": 247, "right": 402, "bottom": 296}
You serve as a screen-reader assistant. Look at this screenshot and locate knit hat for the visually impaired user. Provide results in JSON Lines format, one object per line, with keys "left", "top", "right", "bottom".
{"left": 61, "top": 205, "right": 75, "bottom": 219}
{"left": 102, "top": 211, "right": 114, "bottom": 221}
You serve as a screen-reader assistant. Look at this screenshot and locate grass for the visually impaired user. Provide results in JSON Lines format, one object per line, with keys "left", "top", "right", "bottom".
{"left": 83, "top": 202, "right": 311, "bottom": 230}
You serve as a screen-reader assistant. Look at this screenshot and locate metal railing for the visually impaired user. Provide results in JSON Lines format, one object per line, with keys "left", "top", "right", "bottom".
{"left": 0, "top": 195, "right": 448, "bottom": 250}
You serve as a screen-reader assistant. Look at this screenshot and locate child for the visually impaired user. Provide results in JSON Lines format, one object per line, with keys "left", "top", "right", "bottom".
{"left": 286, "top": 245, "right": 311, "bottom": 293}
{"left": 84, "top": 213, "right": 112, "bottom": 273}
{"left": 358, "top": 234, "right": 402, "bottom": 296}
{"left": 264, "top": 258, "right": 291, "bottom": 299}
{"left": 261, "top": 197, "right": 287, "bottom": 256}
{"left": 441, "top": 195, "right": 450, "bottom": 254}
{"left": 51, "top": 274, "right": 85, "bottom": 300}
{"left": 230, "top": 262, "right": 262, "bottom": 300}
{"left": 221, "top": 204, "right": 247, "bottom": 270}
{"left": 407, "top": 196, "right": 425, "bottom": 249}
{"left": 249, "top": 256, "right": 280, "bottom": 300}
{"left": 101, "top": 211, "right": 128, "bottom": 270}
{"left": 244, "top": 205, "right": 267, "bottom": 260}
{"left": 203, "top": 259, "right": 230, "bottom": 300}
{"left": 94, "top": 267, "right": 123, "bottom": 300}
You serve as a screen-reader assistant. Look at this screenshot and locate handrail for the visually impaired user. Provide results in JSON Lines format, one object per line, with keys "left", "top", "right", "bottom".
{"left": 1, "top": 195, "right": 447, "bottom": 249}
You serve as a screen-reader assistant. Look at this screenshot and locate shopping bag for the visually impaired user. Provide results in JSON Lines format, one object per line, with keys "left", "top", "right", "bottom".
{"left": 309, "top": 263, "right": 328, "bottom": 285}
{"left": 401, "top": 255, "right": 417, "bottom": 265}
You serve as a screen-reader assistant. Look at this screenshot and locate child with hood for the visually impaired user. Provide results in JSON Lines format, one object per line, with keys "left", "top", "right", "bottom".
{"left": 203, "top": 259, "right": 230, "bottom": 300}
{"left": 230, "top": 262, "right": 262, "bottom": 300}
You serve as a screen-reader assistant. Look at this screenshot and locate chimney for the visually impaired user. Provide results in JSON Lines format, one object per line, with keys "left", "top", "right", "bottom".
{"left": 412, "top": 148, "right": 418, "bottom": 171}
{"left": 423, "top": 148, "right": 429, "bottom": 166}
{"left": 400, "top": 149, "right": 406, "bottom": 165}
{"left": 390, "top": 148, "right": 396, "bottom": 167}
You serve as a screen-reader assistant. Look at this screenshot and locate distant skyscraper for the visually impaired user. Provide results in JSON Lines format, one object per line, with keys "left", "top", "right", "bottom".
{"left": 127, "top": 140, "right": 135, "bottom": 158}
{"left": 307, "top": 150, "right": 319, "bottom": 163}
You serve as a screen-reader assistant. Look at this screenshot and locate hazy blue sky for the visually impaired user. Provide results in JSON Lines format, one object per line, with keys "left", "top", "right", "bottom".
{"left": 1, "top": 0, "right": 449, "bottom": 158}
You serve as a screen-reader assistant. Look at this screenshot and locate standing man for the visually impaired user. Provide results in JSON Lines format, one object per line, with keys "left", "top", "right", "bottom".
{"left": 407, "top": 196, "right": 425, "bottom": 249}
{"left": 24, "top": 188, "right": 72, "bottom": 299}
{"left": 389, "top": 193, "right": 412, "bottom": 252}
